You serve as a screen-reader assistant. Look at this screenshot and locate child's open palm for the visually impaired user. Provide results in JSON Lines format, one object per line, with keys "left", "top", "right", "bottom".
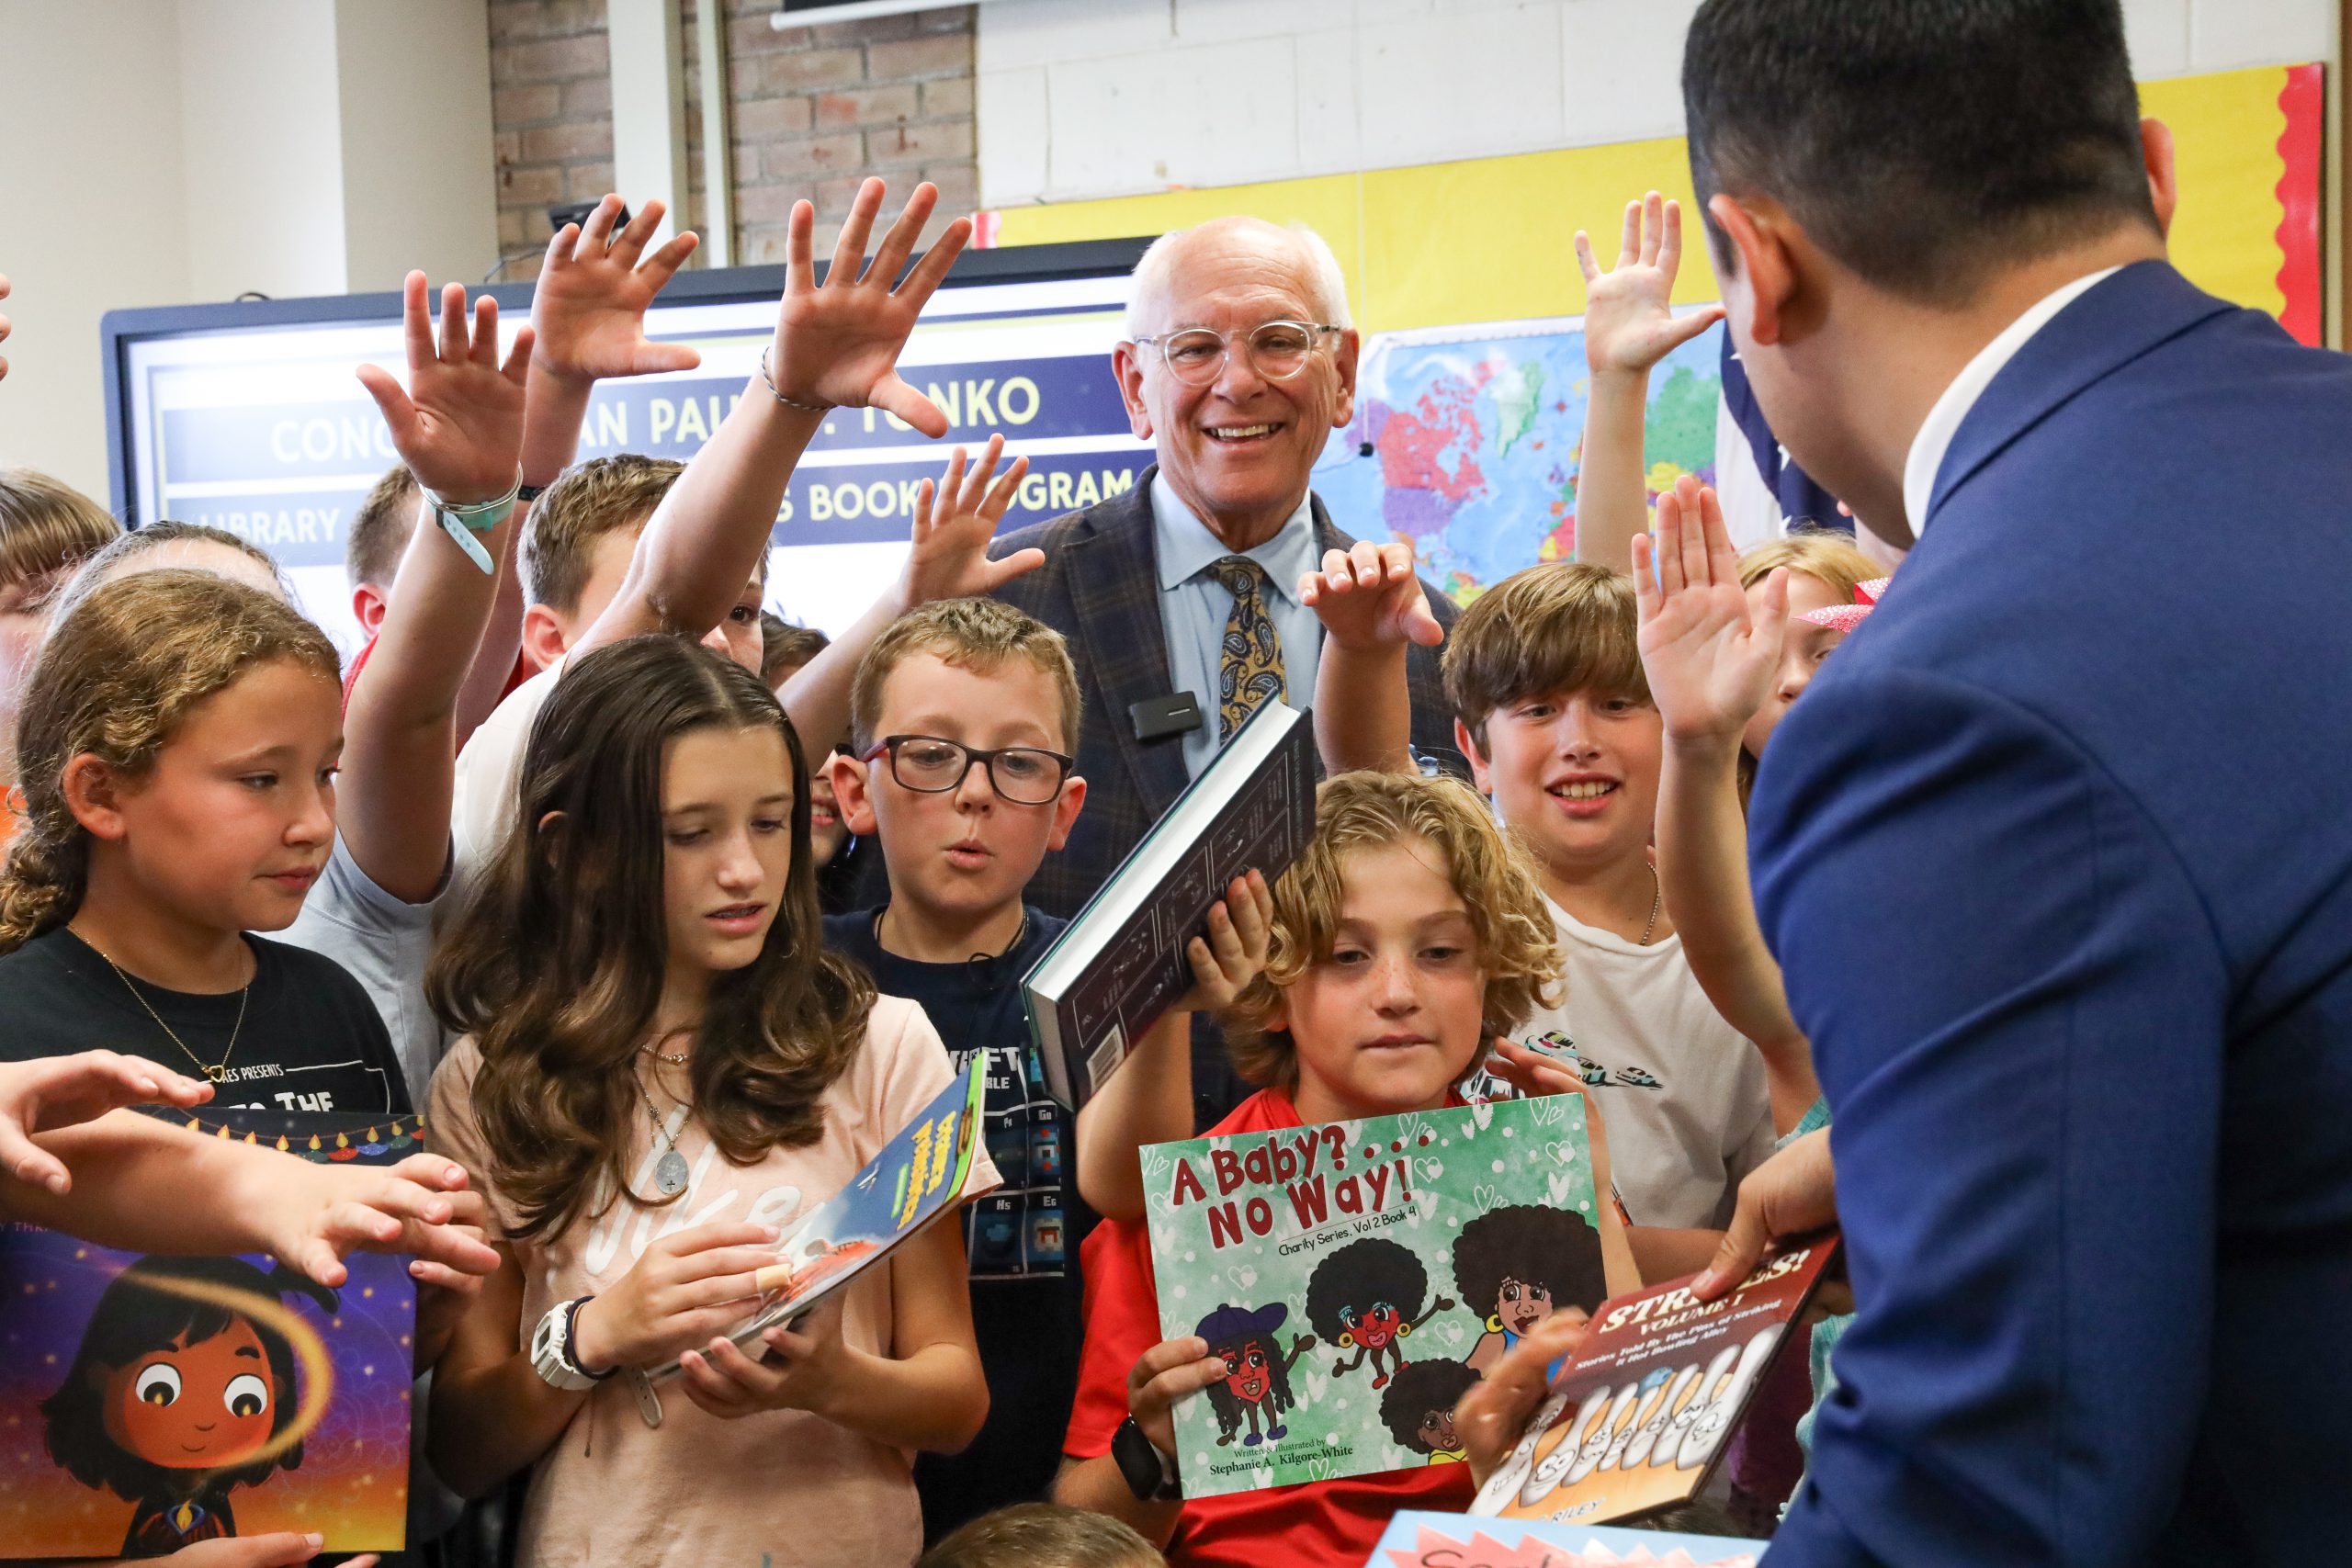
{"left": 900, "top": 433, "right": 1045, "bottom": 604}
{"left": 770, "top": 178, "right": 971, "bottom": 436}
{"left": 1632, "top": 477, "right": 1787, "bottom": 744}
{"left": 356, "top": 274, "right": 533, "bottom": 504}
{"left": 530, "top": 194, "right": 702, "bottom": 384}
{"left": 1577, "top": 192, "right": 1725, "bottom": 378}
{"left": 1300, "top": 539, "right": 1444, "bottom": 650}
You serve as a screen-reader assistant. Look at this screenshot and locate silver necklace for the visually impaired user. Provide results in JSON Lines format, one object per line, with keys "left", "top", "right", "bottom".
{"left": 639, "top": 1083, "right": 692, "bottom": 1197}
{"left": 1637, "top": 863, "right": 1662, "bottom": 947}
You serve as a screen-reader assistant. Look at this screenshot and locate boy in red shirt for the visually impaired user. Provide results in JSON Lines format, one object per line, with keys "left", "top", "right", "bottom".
{"left": 1054, "top": 771, "right": 1638, "bottom": 1566}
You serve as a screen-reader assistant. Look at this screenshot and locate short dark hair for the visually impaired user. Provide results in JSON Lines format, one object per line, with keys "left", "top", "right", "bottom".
{"left": 345, "top": 465, "right": 419, "bottom": 591}
{"left": 1682, "top": 0, "right": 2155, "bottom": 303}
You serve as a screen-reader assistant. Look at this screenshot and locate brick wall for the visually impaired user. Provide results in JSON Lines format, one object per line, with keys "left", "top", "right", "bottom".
{"left": 489, "top": 0, "right": 976, "bottom": 282}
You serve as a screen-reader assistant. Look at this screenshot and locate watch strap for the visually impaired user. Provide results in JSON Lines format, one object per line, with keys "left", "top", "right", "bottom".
{"left": 1112, "top": 1415, "right": 1182, "bottom": 1502}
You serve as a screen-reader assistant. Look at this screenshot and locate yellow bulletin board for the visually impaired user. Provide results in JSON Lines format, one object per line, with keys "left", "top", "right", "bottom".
{"left": 978, "top": 63, "right": 2326, "bottom": 346}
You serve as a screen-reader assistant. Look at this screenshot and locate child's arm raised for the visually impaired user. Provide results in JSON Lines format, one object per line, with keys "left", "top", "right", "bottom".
{"left": 569, "top": 181, "right": 987, "bottom": 680}
{"left": 1633, "top": 479, "right": 1820, "bottom": 1134}
{"left": 1573, "top": 194, "right": 1725, "bottom": 575}
{"left": 455, "top": 196, "right": 702, "bottom": 739}
{"left": 1300, "top": 541, "right": 1444, "bottom": 774}
{"left": 347, "top": 276, "right": 533, "bottom": 902}
{"left": 779, "top": 434, "right": 1038, "bottom": 754}
{"left": 1076, "top": 872, "right": 1271, "bottom": 1222}
{"left": 669, "top": 1220, "right": 989, "bottom": 1451}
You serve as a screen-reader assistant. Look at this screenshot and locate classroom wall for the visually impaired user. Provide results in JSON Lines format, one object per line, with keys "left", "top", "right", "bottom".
{"left": 0, "top": 0, "right": 499, "bottom": 502}
{"left": 974, "top": 0, "right": 2336, "bottom": 208}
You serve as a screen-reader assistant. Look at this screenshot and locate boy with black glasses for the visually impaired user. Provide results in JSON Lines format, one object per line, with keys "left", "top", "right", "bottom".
{"left": 826, "top": 592, "right": 1261, "bottom": 1540}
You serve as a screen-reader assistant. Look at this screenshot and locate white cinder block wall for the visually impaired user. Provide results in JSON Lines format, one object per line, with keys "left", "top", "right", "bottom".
{"left": 977, "top": 0, "right": 2337, "bottom": 208}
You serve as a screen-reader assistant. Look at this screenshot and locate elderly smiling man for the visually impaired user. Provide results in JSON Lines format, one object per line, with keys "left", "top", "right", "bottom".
{"left": 989, "top": 218, "right": 1461, "bottom": 929}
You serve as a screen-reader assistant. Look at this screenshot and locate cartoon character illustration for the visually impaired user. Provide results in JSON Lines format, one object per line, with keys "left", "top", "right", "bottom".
{"left": 1452, "top": 1204, "right": 1608, "bottom": 1377}
{"left": 1515, "top": 1413, "right": 1586, "bottom": 1508}
{"left": 1377, "top": 1358, "right": 1482, "bottom": 1464}
{"left": 1305, "top": 1237, "right": 1454, "bottom": 1391}
{"left": 1620, "top": 1361, "right": 1701, "bottom": 1468}
{"left": 40, "top": 1256, "right": 335, "bottom": 1559}
{"left": 1598, "top": 1370, "right": 1672, "bottom": 1472}
{"left": 1612, "top": 1066, "right": 1663, "bottom": 1090}
{"left": 1675, "top": 1325, "right": 1782, "bottom": 1470}
{"left": 1563, "top": 1380, "right": 1644, "bottom": 1484}
{"left": 1649, "top": 1345, "right": 1739, "bottom": 1469}
{"left": 1195, "top": 1302, "right": 1316, "bottom": 1448}
{"left": 779, "top": 1236, "right": 880, "bottom": 1303}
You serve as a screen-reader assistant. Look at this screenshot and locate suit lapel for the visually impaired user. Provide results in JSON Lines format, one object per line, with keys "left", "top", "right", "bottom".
{"left": 1066, "top": 469, "right": 1192, "bottom": 820}
{"left": 1930, "top": 261, "right": 2236, "bottom": 522}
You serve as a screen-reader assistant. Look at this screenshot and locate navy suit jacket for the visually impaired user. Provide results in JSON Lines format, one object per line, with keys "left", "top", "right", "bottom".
{"left": 1754, "top": 261, "right": 2352, "bottom": 1565}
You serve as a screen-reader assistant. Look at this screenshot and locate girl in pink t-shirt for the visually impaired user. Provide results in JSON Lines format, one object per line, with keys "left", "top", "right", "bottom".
{"left": 424, "top": 636, "right": 991, "bottom": 1568}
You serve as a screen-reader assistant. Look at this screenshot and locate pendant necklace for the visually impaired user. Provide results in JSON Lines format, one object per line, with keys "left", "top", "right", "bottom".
{"left": 639, "top": 1083, "right": 693, "bottom": 1197}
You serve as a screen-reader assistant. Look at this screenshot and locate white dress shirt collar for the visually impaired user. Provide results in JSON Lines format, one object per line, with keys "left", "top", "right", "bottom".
{"left": 1901, "top": 266, "right": 2120, "bottom": 536}
{"left": 1150, "top": 472, "right": 1316, "bottom": 604}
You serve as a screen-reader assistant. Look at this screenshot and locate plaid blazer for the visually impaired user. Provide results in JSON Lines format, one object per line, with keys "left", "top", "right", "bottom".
{"left": 984, "top": 466, "right": 1464, "bottom": 921}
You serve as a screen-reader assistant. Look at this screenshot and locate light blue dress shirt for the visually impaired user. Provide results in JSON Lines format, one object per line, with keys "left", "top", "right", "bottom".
{"left": 1149, "top": 472, "right": 1325, "bottom": 781}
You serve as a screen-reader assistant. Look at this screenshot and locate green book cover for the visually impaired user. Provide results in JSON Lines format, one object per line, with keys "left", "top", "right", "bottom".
{"left": 1143, "top": 1094, "right": 1604, "bottom": 1500}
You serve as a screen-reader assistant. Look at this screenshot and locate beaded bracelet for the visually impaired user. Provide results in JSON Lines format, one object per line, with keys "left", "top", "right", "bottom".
{"left": 760, "top": 346, "right": 834, "bottom": 415}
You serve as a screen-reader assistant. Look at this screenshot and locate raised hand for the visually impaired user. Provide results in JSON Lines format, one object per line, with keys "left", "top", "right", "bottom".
{"left": 531, "top": 195, "right": 702, "bottom": 384}
{"left": 1300, "top": 539, "right": 1444, "bottom": 650}
{"left": 1632, "top": 476, "right": 1787, "bottom": 744}
{"left": 770, "top": 177, "right": 971, "bottom": 435}
{"left": 0, "top": 1052, "right": 210, "bottom": 1196}
{"left": 356, "top": 274, "right": 534, "bottom": 504}
{"left": 248, "top": 1150, "right": 502, "bottom": 1291}
{"left": 1577, "top": 192, "right": 1726, "bottom": 378}
{"left": 899, "top": 433, "right": 1045, "bottom": 605}
{"left": 1177, "top": 870, "right": 1273, "bottom": 1014}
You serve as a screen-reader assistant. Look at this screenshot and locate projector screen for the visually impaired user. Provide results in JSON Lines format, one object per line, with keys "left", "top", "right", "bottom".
{"left": 103, "top": 240, "right": 1152, "bottom": 656}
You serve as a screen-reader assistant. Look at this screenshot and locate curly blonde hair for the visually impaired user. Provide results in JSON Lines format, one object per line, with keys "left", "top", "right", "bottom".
{"left": 1, "top": 570, "right": 340, "bottom": 953}
{"left": 1223, "top": 771, "right": 1562, "bottom": 1089}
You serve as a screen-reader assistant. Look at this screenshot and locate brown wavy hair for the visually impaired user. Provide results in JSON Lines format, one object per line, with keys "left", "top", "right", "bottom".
{"left": 1223, "top": 771, "right": 1562, "bottom": 1089}
{"left": 0, "top": 570, "right": 340, "bottom": 954}
{"left": 427, "top": 634, "right": 876, "bottom": 1241}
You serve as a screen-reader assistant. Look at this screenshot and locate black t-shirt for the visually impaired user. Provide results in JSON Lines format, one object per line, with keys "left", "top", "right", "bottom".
{"left": 824, "top": 903, "right": 1092, "bottom": 1540}
{"left": 0, "top": 927, "right": 410, "bottom": 1116}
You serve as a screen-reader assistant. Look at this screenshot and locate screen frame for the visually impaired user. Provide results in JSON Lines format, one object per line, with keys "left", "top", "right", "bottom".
{"left": 97, "top": 235, "right": 1154, "bottom": 523}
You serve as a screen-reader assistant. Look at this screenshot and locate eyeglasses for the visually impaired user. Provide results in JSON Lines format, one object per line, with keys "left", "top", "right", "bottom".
{"left": 1130, "top": 320, "right": 1344, "bottom": 388}
{"left": 864, "top": 735, "right": 1075, "bottom": 806}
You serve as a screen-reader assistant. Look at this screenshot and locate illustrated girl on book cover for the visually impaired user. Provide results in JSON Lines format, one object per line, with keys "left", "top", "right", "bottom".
{"left": 1198, "top": 1301, "right": 1316, "bottom": 1448}
{"left": 1453, "top": 1204, "right": 1608, "bottom": 1377}
{"left": 38, "top": 1256, "right": 334, "bottom": 1559}
{"left": 1306, "top": 1237, "right": 1455, "bottom": 1392}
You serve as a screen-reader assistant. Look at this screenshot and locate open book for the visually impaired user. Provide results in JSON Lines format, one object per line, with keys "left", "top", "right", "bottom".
{"left": 1472, "top": 1240, "right": 1840, "bottom": 1527}
{"left": 628, "top": 1062, "right": 995, "bottom": 1427}
{"left": 1024, "top": 699, "right": 1316, "bottom": 1110}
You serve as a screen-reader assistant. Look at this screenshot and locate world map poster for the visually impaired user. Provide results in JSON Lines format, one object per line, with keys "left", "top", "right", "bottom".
{"left": 1309, "top": 316, "right": 1724, "bottom": 604}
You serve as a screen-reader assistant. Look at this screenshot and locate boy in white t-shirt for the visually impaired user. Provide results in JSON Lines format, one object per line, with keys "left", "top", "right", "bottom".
{"left": 1437, "top": 563, "right": 1772, "bottom": 1233}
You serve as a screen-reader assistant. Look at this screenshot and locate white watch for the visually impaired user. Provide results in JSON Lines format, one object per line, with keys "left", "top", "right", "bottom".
{"left": 529, "top": 1296, "right": 605, "bottom": 1392}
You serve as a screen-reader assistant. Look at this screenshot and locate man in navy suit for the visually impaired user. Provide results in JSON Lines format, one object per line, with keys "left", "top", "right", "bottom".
{"left": 1691, "top": 3, "right": 2352, "bottom": 1562}
{"left": 1464, "top": 3, "right": 2352, "bottom": 1562}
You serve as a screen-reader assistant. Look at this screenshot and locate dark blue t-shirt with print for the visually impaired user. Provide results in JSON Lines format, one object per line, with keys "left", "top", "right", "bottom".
{"left": 823, "top": 905, "right": 1092, "bottom": 1540}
